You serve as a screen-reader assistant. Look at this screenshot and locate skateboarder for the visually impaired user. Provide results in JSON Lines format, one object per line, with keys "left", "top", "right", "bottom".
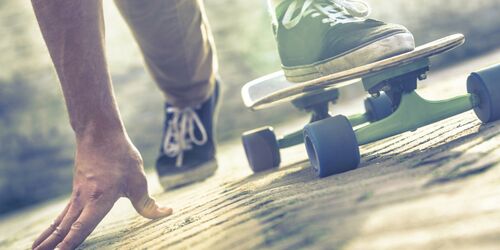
{"left": 31, "top": 0, "right": 414, "bottom": 249}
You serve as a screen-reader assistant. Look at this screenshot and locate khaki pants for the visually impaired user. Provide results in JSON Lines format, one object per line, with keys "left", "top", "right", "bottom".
{"left": 114, "top": 0, "right": 218, "bottom": 108}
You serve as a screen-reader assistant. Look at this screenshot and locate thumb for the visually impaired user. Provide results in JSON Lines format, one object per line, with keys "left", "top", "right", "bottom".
{"left": 132, "top": 195, "right": 173, "bottom": 219}
{"left": 127, "top": 175, "right": 173, "bottom": 219}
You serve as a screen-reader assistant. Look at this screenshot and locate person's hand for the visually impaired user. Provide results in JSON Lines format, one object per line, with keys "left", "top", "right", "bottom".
{"left": 32, "top": 133, "right": 173, "bottom": 250}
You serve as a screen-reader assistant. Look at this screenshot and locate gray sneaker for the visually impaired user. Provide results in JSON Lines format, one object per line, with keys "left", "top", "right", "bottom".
{"left": 155, "top": 82, "right": 219, "bottom": 190}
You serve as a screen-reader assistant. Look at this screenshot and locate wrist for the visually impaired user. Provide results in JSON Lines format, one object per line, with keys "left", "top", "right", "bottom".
{"left": 74, "top": 124, "right": 143, "bottom": 171}
{"left": 74, "top": 119, "right": 127, "bottom": 145}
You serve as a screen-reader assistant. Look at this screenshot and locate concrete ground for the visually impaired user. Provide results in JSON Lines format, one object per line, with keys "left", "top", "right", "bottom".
{"left": 1, "top": 50, "right": 500, "bottom": 250}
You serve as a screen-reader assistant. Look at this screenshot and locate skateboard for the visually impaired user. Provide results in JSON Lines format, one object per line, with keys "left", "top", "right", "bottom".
{"left": 241, "top": 33, "right": 500, "bottom": 177}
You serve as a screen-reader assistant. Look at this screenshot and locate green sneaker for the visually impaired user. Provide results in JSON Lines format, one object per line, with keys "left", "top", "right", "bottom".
{"left": 272, "top": 0, "right": 415, "bottom": 82}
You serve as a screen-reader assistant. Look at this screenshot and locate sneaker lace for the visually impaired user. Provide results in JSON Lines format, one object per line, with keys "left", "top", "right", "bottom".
{"left": 281, "top": 0, "right": 371, "bottom": 29}
{"left": 162, "top": 107, "right": 208, "bottom": 167}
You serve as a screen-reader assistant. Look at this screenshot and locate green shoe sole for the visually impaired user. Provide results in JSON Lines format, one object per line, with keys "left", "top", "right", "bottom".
{"left": 283, "top": 32, "right": 415, "bottom": 83}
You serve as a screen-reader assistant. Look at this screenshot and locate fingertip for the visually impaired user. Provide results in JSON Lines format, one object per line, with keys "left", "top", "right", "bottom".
{"left": 144, "top": 206, "right": 172, "bottom": 220}
{"left": 159, "top": 207, "right": 173, "bottom": 216}
{"left": 132, "top": 194, "right": 173, "bottom": 219}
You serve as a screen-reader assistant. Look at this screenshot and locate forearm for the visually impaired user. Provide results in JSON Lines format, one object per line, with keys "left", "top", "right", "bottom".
{"left": 32, "top": 0, "right": 124, "bottom": 141}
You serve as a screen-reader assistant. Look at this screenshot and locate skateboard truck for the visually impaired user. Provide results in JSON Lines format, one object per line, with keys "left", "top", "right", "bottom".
{"left": 242, "top": 82, "right": 394, "bottom": 172}
{"left": 304, "top": 62, "right": 500, "bottom": 177}
{"left": 272, "top": 77, "right": 396, "bottom": 150}
{"left": 354, "top": 59, "right": 479, "bottom": 145}
{"left": 365, "top": 58, "right": 428, "bottom": 107}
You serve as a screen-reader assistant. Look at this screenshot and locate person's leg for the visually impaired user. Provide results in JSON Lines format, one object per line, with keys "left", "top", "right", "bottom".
{"left": 115, "top": 0, "right": 220, "bottom": 189}
{"left": 268, "top": 0, "right": 415, "bottom": 83}
{"left": 114, "top": 0, "right": 217, "bottom": 108}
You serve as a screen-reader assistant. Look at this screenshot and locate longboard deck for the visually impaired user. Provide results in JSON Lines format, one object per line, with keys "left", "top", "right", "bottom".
{"left": 242, "top": 34, "right": 465, "bottom": 110}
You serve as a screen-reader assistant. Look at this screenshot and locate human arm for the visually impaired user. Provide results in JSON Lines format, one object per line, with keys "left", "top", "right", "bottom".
{"left": 31, "top": 1, "right": 172, "bottom": 249}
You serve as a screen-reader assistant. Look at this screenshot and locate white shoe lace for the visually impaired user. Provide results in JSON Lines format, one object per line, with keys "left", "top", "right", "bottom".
{"left": 162, "top": 107, "right": 208, "bottom": 167}
{"left": 281, "top": 0, "right": 371, "bottom": 29}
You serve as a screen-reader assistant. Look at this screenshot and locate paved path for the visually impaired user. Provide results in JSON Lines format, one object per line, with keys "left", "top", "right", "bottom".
{"left": 1, "top": 51, "right": 500, "bottom": 250}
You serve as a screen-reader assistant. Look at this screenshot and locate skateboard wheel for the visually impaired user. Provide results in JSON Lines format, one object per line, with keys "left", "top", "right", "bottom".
{"left": 467, "top": 63, "right": 500, "bottom": 123}
{"left": 364, "top": 93, "right": 393, "bottom": 122}
{"left": 303, "top": 115, "right": 360, "bottom": 178}
{"left": 242, "top": 127, "right": 281, "bottom": 172}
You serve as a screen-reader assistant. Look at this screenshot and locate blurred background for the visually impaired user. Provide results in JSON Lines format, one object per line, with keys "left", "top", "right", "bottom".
{"left": 1, "top": 0, "right": 499, "bottom": 215}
